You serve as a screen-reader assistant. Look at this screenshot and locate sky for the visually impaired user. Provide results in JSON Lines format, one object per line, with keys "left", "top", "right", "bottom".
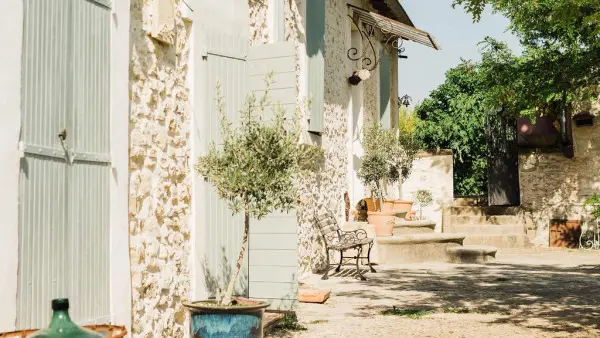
{"left": 397, "top": 0, "right": 523, "bottom": 105}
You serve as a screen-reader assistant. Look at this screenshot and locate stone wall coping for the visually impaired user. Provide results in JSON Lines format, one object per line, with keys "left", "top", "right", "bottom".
{"left": 394, "top": 219, "right": 436, "bottom": 228}
{"left": 415, "top": 149, "right": 453, "bottom": 158}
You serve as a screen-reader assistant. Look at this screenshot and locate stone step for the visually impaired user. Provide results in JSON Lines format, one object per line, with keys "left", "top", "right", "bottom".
{"left": 393, "top": 219, "right": 436, "bottom": 235}
{"left": 446, "top": 245, "right": 497, "bottom": 264}
{"left": 450, "top": 215, "right": 520, "bottom": 226}
{"left": 450, "top": 206, "right": 520, "bottom": 216}
{"left": 444, "top": 224, "right": 526, "bottom": 235}
{"left": 375, "top": 234, "right": 465, "bottom": 264}
{"left": 462, "top": 234, "right": 531, "bottom": 248}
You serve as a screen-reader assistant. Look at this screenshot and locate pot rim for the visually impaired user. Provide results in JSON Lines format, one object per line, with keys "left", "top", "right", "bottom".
{"left": 183, "top": 298, "right": 269, "bottom": 313}
{"left": 367, "top": 211, "right": 397, "bottom": 216}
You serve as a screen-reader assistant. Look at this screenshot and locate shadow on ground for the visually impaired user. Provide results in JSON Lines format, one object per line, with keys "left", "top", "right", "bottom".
{"left": 318, "top": 258, "right": 600, "bottom": 335}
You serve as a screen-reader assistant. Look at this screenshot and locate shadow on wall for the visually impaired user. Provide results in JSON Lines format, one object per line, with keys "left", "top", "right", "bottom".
{"left": 202, "top": 247, "right": 249, "bottom": 298}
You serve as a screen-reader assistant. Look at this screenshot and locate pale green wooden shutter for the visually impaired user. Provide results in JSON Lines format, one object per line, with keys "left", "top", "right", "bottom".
{"left": 197, "top": 27, "right": 249, "bottom": 298}
{"left": 249, "top": 211, "right": 298, "bottom": 310}
{"left": 247, "top": 42, "right": 298, "bottom": 310}
{"left": 379, "top": 51, "right": 391, "bottom": 128}
{"left": 18, "top": 0, "right": 111, "bottom": 329}
{"left": 306, "top": 0, "right": 325, "bottom": 133}
{"left": 247, "top": 42, "right": 297, "bottom": 121}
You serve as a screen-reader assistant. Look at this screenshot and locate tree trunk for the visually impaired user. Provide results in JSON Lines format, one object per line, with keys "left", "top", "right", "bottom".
{"left": 376, "top": 180, "right": 384, "bottom": 212}
{"left": 220, "top": 210, "right": 250, "bottom": 306}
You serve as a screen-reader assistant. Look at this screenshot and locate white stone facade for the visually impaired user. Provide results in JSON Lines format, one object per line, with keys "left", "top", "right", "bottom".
{"left": 402, "top": 152, "right": 454, "bottom": 232}
{"left": 519, "top": 103, "right": 600, "bottom": 246}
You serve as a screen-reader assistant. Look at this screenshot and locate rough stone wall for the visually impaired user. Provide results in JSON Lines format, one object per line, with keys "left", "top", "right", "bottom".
{"left": 519, "top": 104, "right": 600, "bottom": 246}
{"left": 249, "top": 0, "right": 269, "bottom": 44}
{"left": 128, "top": 1, "right": 192, "bottom": 337}
{"left": 402, "top": 152, "right": 454, "bottom": 232}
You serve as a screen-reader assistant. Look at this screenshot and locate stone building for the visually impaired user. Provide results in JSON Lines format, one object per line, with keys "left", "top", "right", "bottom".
{"left": 0, "top": 0, "right": 439, "bottom": 336}
{"left": 519, "top": 103, "right": 600, "bottom": 246}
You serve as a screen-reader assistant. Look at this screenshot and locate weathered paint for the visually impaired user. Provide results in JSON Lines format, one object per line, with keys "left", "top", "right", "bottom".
{"left": 0, "top": 0, "right": 23, "bottom": 331}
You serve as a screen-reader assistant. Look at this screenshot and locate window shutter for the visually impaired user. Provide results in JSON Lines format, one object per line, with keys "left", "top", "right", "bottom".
{"left": 379, "top": 50, "right": 391, "bottom": 128}
{"left": 306, "top": 0, "right": 325, "bottom": 133}
{"left": 247, "top": 41, "right": 297, "bottom": 122}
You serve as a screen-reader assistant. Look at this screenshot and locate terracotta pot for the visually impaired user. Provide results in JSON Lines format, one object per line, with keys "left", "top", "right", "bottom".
{"left": 367, "top": 211, "right": 397, "bottom": 237}
{"left": 393, "top": 200, "right": 414, "bottom": 219}
{"left": 382, "top": 200, "right": 396, "bottom": 212}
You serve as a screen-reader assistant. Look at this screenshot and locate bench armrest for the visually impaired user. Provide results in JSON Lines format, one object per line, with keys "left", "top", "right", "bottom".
{"left": 340, "top": 229, "right": 369, "bottom": 244}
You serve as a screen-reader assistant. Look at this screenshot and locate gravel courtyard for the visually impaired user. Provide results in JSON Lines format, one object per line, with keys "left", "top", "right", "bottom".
{"left": 269, "top": 248, "right": 600, "bottom": 338}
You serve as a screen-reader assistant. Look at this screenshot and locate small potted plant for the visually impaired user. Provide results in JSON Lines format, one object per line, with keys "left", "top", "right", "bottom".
{"left": 188, "top": 80, "right": 321, "bottom": 337}
{"left": 389, "top": 108, "right": 420, "bottom": 218}
{"left": 359, "top": 122, "right": 399, "bottom": 236}
{"left": 413, "top": 189, "right": 433, "bottom": 220}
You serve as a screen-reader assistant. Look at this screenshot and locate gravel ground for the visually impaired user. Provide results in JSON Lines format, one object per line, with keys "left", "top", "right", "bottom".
{"left": 268, "top": 248, "right": 600, "bottom": 338}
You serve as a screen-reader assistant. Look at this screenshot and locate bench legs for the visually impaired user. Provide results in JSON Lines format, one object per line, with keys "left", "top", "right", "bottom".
{"left": 367, "top": 243, "right": 376, "bottom": 273}
{"left": 335, "top": 251, "right": 343, "bottom": 273}
{"left": 321, "top": 244, "right": 375, "bottom": 281}
{"left": 355, "top": 246, "right": 366, "bottom": 281}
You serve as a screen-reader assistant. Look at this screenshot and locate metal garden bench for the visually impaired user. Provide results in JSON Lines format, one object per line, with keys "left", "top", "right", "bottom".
{"left": 314, "top": 210, "right": 376, "bottom": 280}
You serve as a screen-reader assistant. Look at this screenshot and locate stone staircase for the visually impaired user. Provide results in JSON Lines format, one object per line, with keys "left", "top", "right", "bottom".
{"left": 444, "top": 198, "right": 531, "bottom": 248}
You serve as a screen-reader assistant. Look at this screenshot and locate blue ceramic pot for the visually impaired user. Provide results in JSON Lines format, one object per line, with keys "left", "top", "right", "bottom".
{"left": 184, "top": 298, "right": 269, "bottom": 338}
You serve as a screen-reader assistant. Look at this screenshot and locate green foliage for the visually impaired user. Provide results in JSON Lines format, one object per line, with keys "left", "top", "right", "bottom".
{"left": 394, "top": 109, "right": 421, "bottom": 184}
{"left": 359, "top": 122, "right": 397, "bottom": 208}
{"left": 415, "top": 62, "right": 489, "bottom": 196}
{"left": 195, "top": 79, "right": 322, "bottom": 220}
{"left": 359, "top": 120, "right": 419, "bottom": 208}
{"left": 453, "top": 0, "right": 600, "bottom": 115}
{"left": 381, "top": 307, "right": 434, "bottom": 319}
{"left": 414, "top": 189, "right": 433, "bottom": 207}
{"left": 273, "top": 313, "right": 307, "bottom": 332}
{"left": 584, "top": 194, "right": 600, "bottom": 220}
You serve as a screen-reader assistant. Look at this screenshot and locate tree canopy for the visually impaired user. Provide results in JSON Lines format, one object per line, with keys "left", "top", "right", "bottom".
{"left": 414, "top": 62, "right": 489, "bottom": 196}
{"left": 453, "top": 0, "right": 600, "bottom": 116}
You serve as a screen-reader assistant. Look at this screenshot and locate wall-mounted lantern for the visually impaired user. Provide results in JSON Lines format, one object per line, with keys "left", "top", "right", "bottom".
{"left": 399, "top": 94, "right": 412, "bottom": 107}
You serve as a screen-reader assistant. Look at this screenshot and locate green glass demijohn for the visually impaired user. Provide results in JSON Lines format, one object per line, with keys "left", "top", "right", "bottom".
{"left": 29, "top": 299, "right": 102, "bottom": 338}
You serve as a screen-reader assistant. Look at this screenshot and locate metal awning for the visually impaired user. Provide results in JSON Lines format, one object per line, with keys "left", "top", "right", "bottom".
{"left": 349, "top": 5, "right": 441, "bottom": 50}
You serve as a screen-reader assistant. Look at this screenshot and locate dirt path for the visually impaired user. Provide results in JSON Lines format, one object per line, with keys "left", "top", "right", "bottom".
{"left": 270, "top": 249, "right": 600, "bottom": 338}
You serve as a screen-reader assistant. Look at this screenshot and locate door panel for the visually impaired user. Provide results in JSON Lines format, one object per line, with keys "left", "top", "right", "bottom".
{"left": 487, "top": 113, "right": 521, "bottom": 206}
{"left": 200, "top": 28, "right": 249, "bottom": 297}
{"left": 18, "top": 0, "right": 111, "bottom": 328}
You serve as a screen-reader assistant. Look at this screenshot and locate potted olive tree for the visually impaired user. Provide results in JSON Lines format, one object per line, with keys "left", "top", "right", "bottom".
{"left": 389, "top": 109, "right": 420, "bottom": 218}
{"left": 359, "top": 122, "right": 399, "bottom": 236}
{"left": 186, "top": 81, "right": 321, "bottom": 337}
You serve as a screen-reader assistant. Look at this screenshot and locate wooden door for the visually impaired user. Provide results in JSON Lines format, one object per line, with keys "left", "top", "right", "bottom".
{"left": 549, "top": 219, "right": 582, "bottom": 248}
{"left": 18, "top": 0, "right": 111, "bottom": 328}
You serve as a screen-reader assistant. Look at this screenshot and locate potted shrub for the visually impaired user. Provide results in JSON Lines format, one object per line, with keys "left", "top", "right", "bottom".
{"left": 187, "top": 82, "right": 321, "bottom": 337}
{"left": 359, "top": 122, "right": 399, "bottom": 236}
{"left": 413, "top": 189, "right": 433, "bottom": 220}
{"left": 389, "top": 109, "right": 421, "bottom": 218}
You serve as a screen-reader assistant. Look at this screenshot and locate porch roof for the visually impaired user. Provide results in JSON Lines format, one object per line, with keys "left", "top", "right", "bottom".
{"left": 350, "top": 5, "right": 441, "bottom": 50}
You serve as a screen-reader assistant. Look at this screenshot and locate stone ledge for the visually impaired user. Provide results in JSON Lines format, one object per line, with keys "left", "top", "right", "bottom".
{"left": 376, "top": 233, "right": 465, "bottom": 245}
{"left": 395, "top": 219, "right": 436, "bottom": 227}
